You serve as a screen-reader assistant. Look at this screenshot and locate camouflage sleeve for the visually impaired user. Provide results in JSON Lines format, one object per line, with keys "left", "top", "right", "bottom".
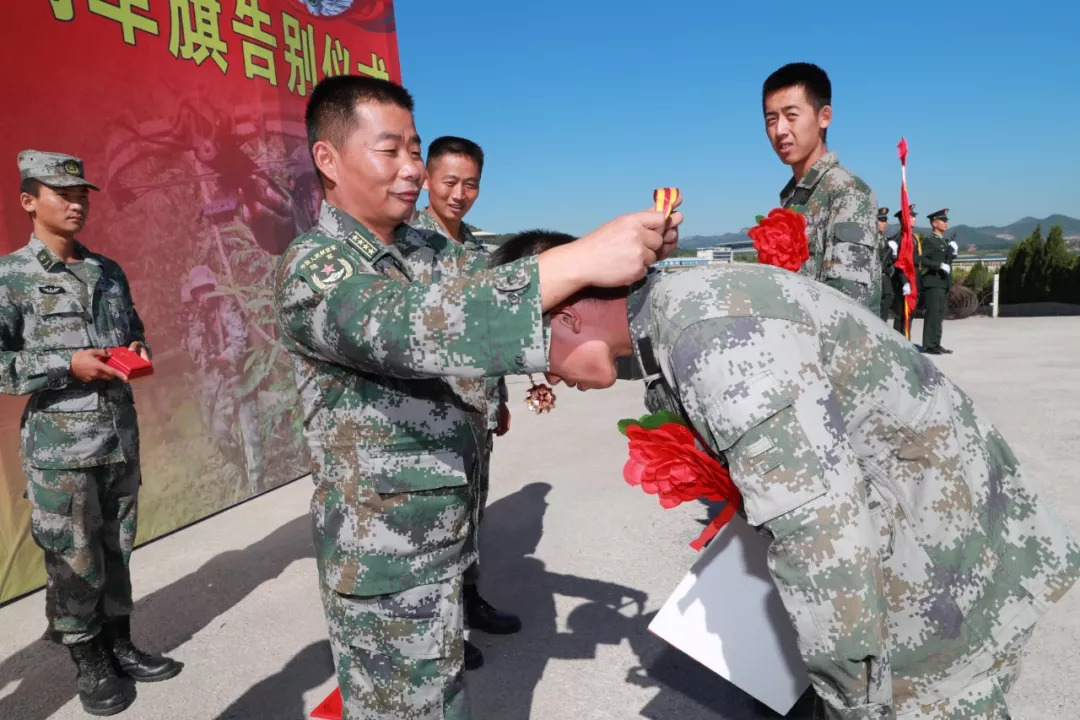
{"left": 822, "top": 186, "right": 881, "bottom": 310}
{"left": 0, "top": 288, "right": 73, "bottom": 394}
{"left": 275, "top": 250, "right": 548, "bottom": 379}
{"left": 669, "top": 316, "right": 893, "bottom": 719}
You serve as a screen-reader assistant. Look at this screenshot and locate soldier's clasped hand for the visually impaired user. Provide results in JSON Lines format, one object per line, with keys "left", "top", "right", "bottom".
{"left": 70, "top": 349, "right": 129, "bottom": 383}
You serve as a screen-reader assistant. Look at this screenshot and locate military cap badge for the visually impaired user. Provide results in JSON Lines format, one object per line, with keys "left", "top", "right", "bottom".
{"left": 64, "top": 160, "right": 80, "bottom": 175}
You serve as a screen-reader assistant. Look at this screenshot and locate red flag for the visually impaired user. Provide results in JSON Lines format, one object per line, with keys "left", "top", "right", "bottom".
{"left": 896, "top": 139, "right": 918, "bottom": 337}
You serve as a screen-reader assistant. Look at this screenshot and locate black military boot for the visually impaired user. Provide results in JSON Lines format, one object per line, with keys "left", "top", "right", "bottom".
{"left": 105, "top": 617, "right": 183, "bottom": 682}
{"left": 464, "top": 584, "right": 522, "bottom": 635}
{"left": 464, "top": 639, "right": 484, "bottom": 671}
{"left": 68, "top": 638, "right": 133, "bottom": 716}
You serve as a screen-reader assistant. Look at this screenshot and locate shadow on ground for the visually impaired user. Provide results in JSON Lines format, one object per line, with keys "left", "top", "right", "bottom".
{"left": 0, "top": 514, "right": 314, "bottom": 720}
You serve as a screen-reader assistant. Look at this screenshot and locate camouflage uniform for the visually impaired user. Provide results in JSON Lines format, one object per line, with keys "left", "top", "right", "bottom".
{"left": 410, "top": 206, "right": 507, "bottom": 586}
{"left": 626, "top": 264, "right": 1080, "bottom": 719}
{"left": 274, "top": 201, "right": 546, "bottom": 719}
{"left": 0, "top": 235, "right": 148, "bottom": 645}
{"left": 181, "top": 266, "right": 265, "bottom": 493}
{"left": 780, "top": 152, "right": 882, "bottom": 310}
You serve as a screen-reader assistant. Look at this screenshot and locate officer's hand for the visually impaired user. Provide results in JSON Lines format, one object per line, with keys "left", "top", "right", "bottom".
{"left": 70, "top": 349, "right": 129, "bottom": 383}
{"left": 948, "top": 241, "right": 959, "bottom": 253}
{"left": 902, "top": 283, "right": 911, "bottom": 296}
{"left": 576, "top": 209, "right": 681, "bottom": 287}
{"left": 940, "top": 262, "right": 951, "bottom": 274}
{"left": 128, "top": 341, "right": 150, "bottom": 362}
{"left": 495, "top": 403, "right": 511, "bottom": 436}
{"left": 656, "top": 195, "right": 683, "bottom": 262}
{"left": 887, "top": 240, "right": 898, "bottom": 255}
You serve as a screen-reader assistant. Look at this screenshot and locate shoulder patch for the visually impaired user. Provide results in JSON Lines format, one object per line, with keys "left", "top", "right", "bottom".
{"left": 297, "top": 245, "right": 355, "bottom": 292}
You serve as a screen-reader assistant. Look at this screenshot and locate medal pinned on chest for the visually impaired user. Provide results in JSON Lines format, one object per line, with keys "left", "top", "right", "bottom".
{"left": 525, "top": 376, "right": 556, "bottom": 414}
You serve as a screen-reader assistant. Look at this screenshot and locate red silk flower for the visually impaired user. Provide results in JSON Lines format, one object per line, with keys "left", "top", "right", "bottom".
{"left": 622, "top": 419, "right": 741, "bottom": 551}
{"left": 748, "top": 208, "right": 809, "bottom": 272}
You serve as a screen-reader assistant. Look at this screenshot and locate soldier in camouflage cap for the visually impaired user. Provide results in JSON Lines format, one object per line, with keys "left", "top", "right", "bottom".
{"left": 1, "top": 150, "right": 181, "bottom": 715}
{"left": 762, "top": 63, "right": 882, "bottom": 309}
{"left": 274, "top": 76, "right": 680, "bottom": 719}
{"left": 491, "top": 230, "right": 1080, "bottom": 720}
{"left": 410, "top": 136, "right": 522, "bottom": 664}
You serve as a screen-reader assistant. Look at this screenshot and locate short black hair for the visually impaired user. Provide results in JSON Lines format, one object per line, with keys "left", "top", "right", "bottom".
{"left": 19, "top": 178, "right": 43, "bottom": 196}
{"left": 305, "top": 75, "right": 415, "bottom": 184}
{"left": 427, "top": 136, "right": 484, "bottom": 175}
{"left": 489, "top": 230, "right": 630, "bottom": 303}
{"left": 762, "top": 62, "right": 831, "bottom": 111}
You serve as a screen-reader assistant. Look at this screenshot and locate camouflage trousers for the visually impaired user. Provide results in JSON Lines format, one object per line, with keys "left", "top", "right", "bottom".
{"left": 463, "top": 432, "right": 494, "bottom": 587}
{"left": 814, "top": 625, "right": 1033, "bottom": 719}
{"left": 24, "top": 460, "right": 139, "bottom": 645}
{"left": 321, "top": 575, "right": 470, "bottom": 720}
{"left": 900, "top": 625, "right": 1033, "bottom": 720}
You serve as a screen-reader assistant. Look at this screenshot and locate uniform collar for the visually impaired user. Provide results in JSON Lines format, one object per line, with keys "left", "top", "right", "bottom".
{"left": 415, "top": 206, "right": 484, "bottom": 251}
{"left": 317, "top": 200, "right": 412, "bottom": 278}
{"left": 28, "top": 234, "right": 92, "bottom": 270}
{"left": 780, "top": 151, "right": 839, "bottom": 202}
{"left": 627, "top": 271, "right": 663, "bottom": 382}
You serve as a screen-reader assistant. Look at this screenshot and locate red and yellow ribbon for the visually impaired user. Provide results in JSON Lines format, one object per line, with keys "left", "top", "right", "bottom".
{"left": 653, "top": 187, "right": 681, "bottom": 219}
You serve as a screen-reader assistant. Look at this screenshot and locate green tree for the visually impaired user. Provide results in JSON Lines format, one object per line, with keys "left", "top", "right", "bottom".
{"left": 963, "top": 261, "right": 991, "bottom": 298}
{"left": 999, "top": 224, "right": 1042, "bottom": 303}
{"left": 1043, "top": 224, "right": 1073, "bottom": 302}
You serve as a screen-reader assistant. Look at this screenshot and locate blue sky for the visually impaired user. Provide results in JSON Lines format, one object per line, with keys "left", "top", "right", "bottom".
{"left": 395, "top": 1, "right": 1080, "bottom": 237}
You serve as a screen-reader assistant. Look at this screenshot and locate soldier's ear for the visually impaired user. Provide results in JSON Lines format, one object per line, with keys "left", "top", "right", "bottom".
{"left": 19, "top": 192, "right": 37, "bottom": 215}
{"left": 553, "top": 306, "right": 583, "bottom": 335}
{"left": 311, "top": 140, "right": 340, "bottom": 187}
{"left": 818, "top": 104, "right": 832, "bottom": 131}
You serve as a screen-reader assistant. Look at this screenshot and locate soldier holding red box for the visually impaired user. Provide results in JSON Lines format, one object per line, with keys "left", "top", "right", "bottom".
{"left": 0, "top": 150, "right": 179, "bottom": 715}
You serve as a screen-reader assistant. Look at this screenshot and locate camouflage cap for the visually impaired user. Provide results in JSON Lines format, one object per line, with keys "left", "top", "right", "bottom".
{"left": 17, "top": 149, "right": 100, "bottom": 190}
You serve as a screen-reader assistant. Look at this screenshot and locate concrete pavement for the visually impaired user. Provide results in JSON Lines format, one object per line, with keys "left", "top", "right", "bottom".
{"left": 1, "top": 315, "right": 1078, "bottom": 719}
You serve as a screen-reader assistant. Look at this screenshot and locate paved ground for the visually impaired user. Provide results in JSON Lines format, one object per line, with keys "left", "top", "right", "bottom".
{"left": 1, "top": 316, "right": 1078, "bottom": 719}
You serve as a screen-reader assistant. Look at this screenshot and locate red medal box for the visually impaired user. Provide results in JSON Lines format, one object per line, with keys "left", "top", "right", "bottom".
{"left": 105, "top": 346, "right": 153, "bottom": 380}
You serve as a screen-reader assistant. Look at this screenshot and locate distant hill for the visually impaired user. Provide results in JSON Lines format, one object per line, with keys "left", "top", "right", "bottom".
{"left": 480, "top": 215, "right": 1080, "bottom": 252}
{"left": 682, "top": 215, "right": 1080, "bottom": 252}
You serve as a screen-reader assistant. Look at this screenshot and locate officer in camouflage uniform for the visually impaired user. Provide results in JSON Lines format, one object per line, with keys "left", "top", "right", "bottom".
{"left": 411, "top": 136, "right": 521, "bottom": 662}
{"left": 0, "top": 150, "right": 181, "bottom": 715}
{"left": 274, "top": 76, "right": 680, "bottom": 720}
{"left": 920, "top": 209, "right": 953, "bottom": 355}
{"left": 763, "top": 63, "right": 881, "bottom": 309}
{"left": 181, "top": 264, "right": 266, "bottom": 494}
{"left": 877, "top": 207, "right": 894, "bottom": 321}
{"left": 492, "top": 230, "right": 1080, "bottom": 720}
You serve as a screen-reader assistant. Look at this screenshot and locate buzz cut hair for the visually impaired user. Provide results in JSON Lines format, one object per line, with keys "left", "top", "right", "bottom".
{"left": 305, "top": 75, "right": 415, "bottom": 185}
{"left": 762, "top": 62, "right": 832, "bottom": 112}
{"left": 427, "top": 136, "right": 484, "bottom": 175}
{"left": 489, "top": 230, "right": 629, "bottom": 304}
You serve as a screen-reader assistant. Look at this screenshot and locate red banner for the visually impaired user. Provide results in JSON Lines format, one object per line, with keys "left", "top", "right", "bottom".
{"left": 897, "top": 138, "right": 918, "bottom": 337}
{"left": 0, "top": 0, "right": 401, "bottom": 603}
